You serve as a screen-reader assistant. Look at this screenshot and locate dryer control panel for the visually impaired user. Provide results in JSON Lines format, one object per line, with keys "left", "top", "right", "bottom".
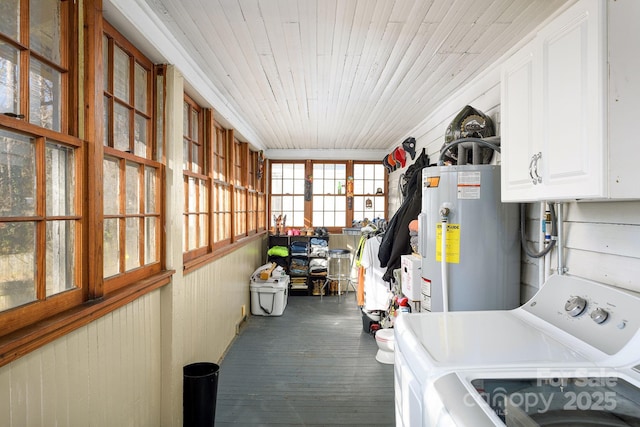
{"left": 521, "top": 275, "right": 640, "bottom": 356}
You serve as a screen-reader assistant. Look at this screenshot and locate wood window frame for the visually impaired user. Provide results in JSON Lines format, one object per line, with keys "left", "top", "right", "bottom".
{"left": 182, "top": 94, "right": 211, "bottom": 262}
{"left": 267, "top": 160, "right": 388, "bottom": 234}
{"left": 352, "top": 162, "right": 387, "bottom": 224}
{"left": 183, "top": 122, "right": 267, "bottom": 274}
{"left": 101, "top": 21, "right": 164, "bottom": 294}
{"left": 268, "top": 160, "right": 307, "bottom": 230}
{"left": 231, "top": 137, "right": 248, "bottom": 239}
{"left": 0, "top": 2, "right": 173, "bottom": 367}
{"left": 311, "top": 161, "right": 349, "bottom": 231}
{"left": 0, "top": 118, "right": 85, "bottom": 337}
{"left": 0, "top": 0, "right": 73, "bottom": 133}
{"left": 245, "top": 150, "right": 265, "bottom": 236}
{"left": 211, "top": 121, "right": 231, "bottom": 250}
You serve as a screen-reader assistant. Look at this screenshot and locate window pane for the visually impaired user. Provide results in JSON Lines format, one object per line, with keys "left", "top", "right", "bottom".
{"left": 199, "top": 213, "right": 208, "bottom": 248}
{"left": 113, "top": 45, "right": 130, "bottom": 102}
{"left": 292, "top": 211, "right": 304, "bottom": 227}
{"left": 353, "top": 163, "right": 364, "bottom": 180}
{"left": 282, "top": 163, "right": 294, "bottom": 179}
{"left": 313, "top": 195, "right": 323, "bottom": 210}
{"left": 364, "top": 179, "right": 375, "bottom": 194}
{"left": 364, "top": 164, "right": 375, "bottom": 178}
{"left": 191, "top": 144, "right": 200, "bottom": 174}
{"left": 323, "top": 211, "right": 334, "bottom": 227}
{"left": 125, "top": 217, "right": 140, "bottom": 270}
{"left": 103, "top": 96, "right": 110, "bottom": 146}
{"left": 270, "top": 196, "right": 282, "bottom": 213}
{"left": 102, "top": 36, "right": 109, "bottom": 91}
{"left": 0, "top": 222, "right": 36, "bottom": 310}
{"left": 30, "top": 0, "right": 61, "bottom": 64}
{"left": 292, "top": 195, "right": 304, "bottom": 209}
{"left": 188, "top": 214, "right": 196, "bottom": 250}
{"left": 183, "top": 138, "right": 188, "bottom": 170}
{"left": 354, "top": 180, "right": 364, "bottom": 194}
{"left": 103, "top": 157, "right": 120, "bottom": 215}
{"left": 188, "top": 177, "right": 196, "bottom": 211}
{"left": 0, "top": 130, "right": 36, "bottom": 217}
{"left": 0, "top": 0, "right": 20, "bottom": 39}
{"left": 292, "top": 177, "right": 304, "bottom": 194}
{"left": 312, "top": 210, "right": 322, "bottom": 225}
{"left": 182, "top": 102, "right": 189, "bottom": 137}
{"left": 375, "top": 180, "right": 385, "bottom": 194}
{"left": 155, "top": 74, "right": 164, "bottom": 162}
{"left": 113, "top": 103, "right": 130, "bottom": 151}
{"left": 183, "top": 215, "right": 187, "bottom": 252}
{"left": 282, "top": 195, "right": 294, "bottom": 211}
{"left": 282, "top": 179, "right": 294, "bottom": 194}
{"left": 134, "top": 113, "right": 147, "bottom": 157}
{"left": 313, "top": 164, "right": 323, "bottom": 179}
{"left": 145, "top": 217, "right": 157, "bottom": 264}
{"left": 134, "top": 62, "right": 147, "bottom": 112}
{"left": 313, "top": 179, "right": 325, "bottom": 194}
{"left": 103, "top": 218, "right": 120, "bottom": 277}
{"left": 125, "top": 162, "right": 139, "bottom": 214}
{"left": 271, "top": 163, "right": 282, "bottom": 180}
{"left": 145, "top": 166, "right": 157, "bottom": 214}
{"left": 271, "top": 178, "right": 282, "bottom": 194}
{"left": 0, "top": 41, "right": 20, "bottom": 115}
{"left": 29, "top": 57, "right": 62, "bottom": 131}
{"left": 325, "top": 195, "right": 335, "bottom": 210}
{"left": 354, "top": 197, "right": 363, "bottom": 211}
{"left": 199, "top": 179, "right": 207, "bottom": 212}
{"left": 46, "top": 220, "right": 75, "bottom": 296}
{"left": 46, "top": 143, "right": 75, "bottom": 216}
{"left": 353, "top": 195, "right": 385, "bottom": 222}
{"left": 191, "top": 109, "right": 198, "bottom": 139}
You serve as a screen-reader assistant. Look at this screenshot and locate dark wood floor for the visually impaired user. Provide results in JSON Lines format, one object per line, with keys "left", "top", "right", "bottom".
{"left": 216, "top": 294, "right": 395, "bottom": 426}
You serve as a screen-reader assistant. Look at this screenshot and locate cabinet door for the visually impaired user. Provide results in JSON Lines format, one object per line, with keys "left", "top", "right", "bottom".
{"left": 500, "top": 40, "right": 541, "bottom": 202}
{"left": 538, "top": 0, "right": 605, "bottom": 200}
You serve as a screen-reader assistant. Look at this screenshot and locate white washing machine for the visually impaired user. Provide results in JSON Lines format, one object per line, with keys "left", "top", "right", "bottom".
{"left": 425, "top": 364, "right": 640, "bottom": 426}
{"left": 394, "top": 274, "right": 640, "bottom": 426}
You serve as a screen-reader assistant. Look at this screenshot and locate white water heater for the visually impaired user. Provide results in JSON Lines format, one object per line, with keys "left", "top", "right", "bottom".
{"left": 419, "top": 164, "right": 520, "bottom": 312}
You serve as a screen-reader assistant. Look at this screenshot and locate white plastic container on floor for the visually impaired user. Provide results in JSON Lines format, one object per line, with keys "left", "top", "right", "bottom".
{"left": 250, "top": 265, "right": 289, "bottom": 316}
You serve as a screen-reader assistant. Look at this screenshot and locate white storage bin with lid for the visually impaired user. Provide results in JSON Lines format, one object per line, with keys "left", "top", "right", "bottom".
{"left": 250, "top": 264, "right": 289, "bottom": 316}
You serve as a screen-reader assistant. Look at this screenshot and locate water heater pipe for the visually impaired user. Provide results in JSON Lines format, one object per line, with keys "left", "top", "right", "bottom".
{"left": 538, "top": 203, "right": 545, "bottom": 286}
{"left": 440, "top": 204, "right": 451, "bottom": 312}
{"left": 438, "top": 136, "right": 501, "bottom": 165}
{"left": 556, "top": 203, "right": 566, "bottom": 275}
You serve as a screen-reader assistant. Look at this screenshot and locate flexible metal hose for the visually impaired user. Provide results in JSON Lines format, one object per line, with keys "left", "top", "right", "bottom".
{"left": 521, "top": 202, "right": 556, "bottom": 258}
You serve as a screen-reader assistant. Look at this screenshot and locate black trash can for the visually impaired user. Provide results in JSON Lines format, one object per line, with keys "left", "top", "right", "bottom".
{"left": 183, "top": 362, "right": 219, "bottom": 427}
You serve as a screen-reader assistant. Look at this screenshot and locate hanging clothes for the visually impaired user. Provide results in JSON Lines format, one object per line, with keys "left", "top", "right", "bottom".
{"left": 378, "top": 149, "right": 429, "bottom": 282}
{"left": 360, "top": 236, "right": 392, "bottom": 311}
{"left": 357, "top": 266, "right": 365, "bottom": 307}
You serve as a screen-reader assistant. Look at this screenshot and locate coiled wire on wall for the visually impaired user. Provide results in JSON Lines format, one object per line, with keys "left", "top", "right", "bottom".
{"left": 521, "top": 202, "right": 557, "bottom": 258}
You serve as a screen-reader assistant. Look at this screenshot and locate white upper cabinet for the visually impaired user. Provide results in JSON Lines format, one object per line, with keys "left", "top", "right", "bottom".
{"left": 501, "top": 0, "right": 640, "bottom": 202}
{"left": 501, "top": 40, "right": 541, "bottom": 201}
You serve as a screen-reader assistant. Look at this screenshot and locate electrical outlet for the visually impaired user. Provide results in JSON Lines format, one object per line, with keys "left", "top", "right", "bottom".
{"left": 241, "top": 304, "right": 246, "bottom": 317}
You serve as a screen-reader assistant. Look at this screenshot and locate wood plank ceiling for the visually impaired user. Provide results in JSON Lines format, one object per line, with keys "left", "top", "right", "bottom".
{"left": 118, "top": 0, "right": 570, "bottom": 152}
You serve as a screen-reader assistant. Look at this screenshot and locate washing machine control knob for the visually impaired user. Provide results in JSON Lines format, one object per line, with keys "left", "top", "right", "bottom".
{"left": 590, "top": 308, "right": 609, "bottom": 324}
{"left": 565, "top": 296, "right": 587, "bottom": 317}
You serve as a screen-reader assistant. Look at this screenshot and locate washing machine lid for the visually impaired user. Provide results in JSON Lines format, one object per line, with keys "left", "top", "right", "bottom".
{"left": 396, "top": 310, "right": 591, "bottom": 370}
{"left": 436, "top": 367, "right": 640, "bottom": 427}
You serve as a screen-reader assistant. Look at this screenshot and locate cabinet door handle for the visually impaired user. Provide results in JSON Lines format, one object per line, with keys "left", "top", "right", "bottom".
{"left": 529, "top": 152, "right": 543, "bottom": 185}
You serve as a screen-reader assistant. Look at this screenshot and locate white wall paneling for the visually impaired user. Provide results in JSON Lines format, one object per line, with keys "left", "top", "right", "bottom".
{"left": 0, "top": 292, "right": 162, "bottom": 427}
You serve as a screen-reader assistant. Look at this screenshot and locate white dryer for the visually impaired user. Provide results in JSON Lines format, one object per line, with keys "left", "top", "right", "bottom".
{"left": 394, "top": 275, "right": 640, "bottom": 426}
